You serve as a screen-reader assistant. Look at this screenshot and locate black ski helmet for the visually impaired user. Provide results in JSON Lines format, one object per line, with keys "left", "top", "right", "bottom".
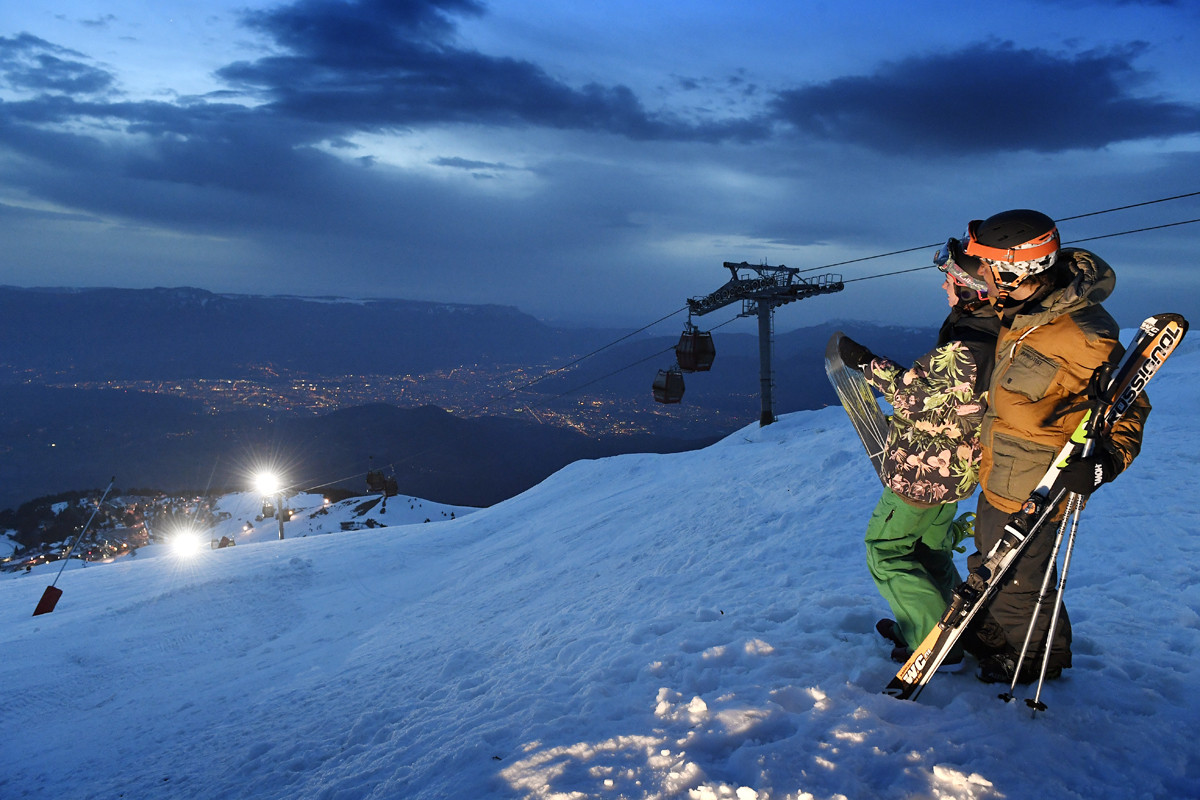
{"left": 963, "top": 209, "right": 1060, "bottom": 286}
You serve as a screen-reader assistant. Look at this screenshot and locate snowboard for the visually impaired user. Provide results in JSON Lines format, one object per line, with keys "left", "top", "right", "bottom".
{"left": 825, "top": 331, "right": 889, "bottom": 481}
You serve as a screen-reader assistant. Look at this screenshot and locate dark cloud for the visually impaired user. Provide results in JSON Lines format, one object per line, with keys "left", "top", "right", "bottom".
{"left": 0, "top": 88, "right": 340, "bottom": 234}
{"left": 431, "top": 156, "right": 514, "bottom": 171}
{"left": 240, "top": 0, "right": 486, "bottom": 55}
{"left": 770, "top": 41, "right": 1200, "bottom": 154}
{"left": 33, "top": 0, "right": 1198, "bottom": 210}
{"left": 217, "top": 0, "right": 765, "bottom": 142}
{"left": 0, "top": 34, "right": 114, "bottom": 95}
{"left": 80, "top": 15, "right": 119, "bottom": 29}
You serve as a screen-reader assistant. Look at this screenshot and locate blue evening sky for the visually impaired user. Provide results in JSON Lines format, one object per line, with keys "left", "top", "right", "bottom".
{"left": 1, "top": 0, "right": 1198, "bottom": 329}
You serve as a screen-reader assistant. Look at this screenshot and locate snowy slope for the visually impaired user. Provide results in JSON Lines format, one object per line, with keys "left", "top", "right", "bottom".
{"left": 1, "top": 338, "right": 1197, "bottom": 800}
{"left": 207, "top": 490, "right": 475, "bottom": 546}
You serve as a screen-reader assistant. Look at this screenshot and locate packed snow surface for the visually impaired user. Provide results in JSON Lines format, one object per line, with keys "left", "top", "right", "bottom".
{"left": 2, "top": 337, "right": 1198, "bottom": 800}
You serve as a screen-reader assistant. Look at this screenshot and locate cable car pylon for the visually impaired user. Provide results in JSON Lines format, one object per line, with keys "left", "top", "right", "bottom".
{"left": 654, "top": 261, "right": 843, "bottom": 425}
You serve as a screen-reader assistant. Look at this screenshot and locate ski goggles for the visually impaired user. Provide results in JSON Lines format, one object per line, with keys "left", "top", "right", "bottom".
{"left": 933, "top": 238, "right": 988, "bottom": 293}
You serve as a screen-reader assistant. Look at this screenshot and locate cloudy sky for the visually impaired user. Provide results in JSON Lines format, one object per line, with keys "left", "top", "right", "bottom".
{"left": 1, "top": 0, "right": 1198, "bottom": 330}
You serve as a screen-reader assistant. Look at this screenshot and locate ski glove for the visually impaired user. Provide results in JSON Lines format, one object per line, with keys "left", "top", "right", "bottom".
{"left": 950, "top": 511, "right": 976, "bottom": 553}
{"left": 1056, "top": 447, "right": 1120, "bottom": 496}
{"left": 837, "top": 336, "right": 875, "bottom": 371}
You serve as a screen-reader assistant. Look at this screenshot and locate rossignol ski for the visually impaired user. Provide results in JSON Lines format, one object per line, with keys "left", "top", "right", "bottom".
{"left": 884, "top": 313, "right": 1189, "bottom": 700}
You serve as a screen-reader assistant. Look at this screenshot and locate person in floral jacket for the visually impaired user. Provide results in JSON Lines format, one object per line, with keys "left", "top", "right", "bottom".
{"left": 838, "top": 261, "right": 1000, "bottom": 666}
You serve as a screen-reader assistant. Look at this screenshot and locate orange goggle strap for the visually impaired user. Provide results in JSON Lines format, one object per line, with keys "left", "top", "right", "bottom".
{"left": 962, "top": 219, "right": 1060, "bottom": 264}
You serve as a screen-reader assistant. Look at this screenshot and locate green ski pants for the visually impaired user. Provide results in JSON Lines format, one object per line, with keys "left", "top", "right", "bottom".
{"left": 865, "top": 488, "right": 963, "bottom": 653}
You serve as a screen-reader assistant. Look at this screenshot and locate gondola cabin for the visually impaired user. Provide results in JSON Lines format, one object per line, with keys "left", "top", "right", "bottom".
{"left": 652, "top": 368, "right": 685, "bottom": 404}
{"left": 675, "top": 329, "right": 715, "bottom": 372}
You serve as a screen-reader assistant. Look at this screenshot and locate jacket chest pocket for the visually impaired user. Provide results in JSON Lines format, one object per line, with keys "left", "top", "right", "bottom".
{"left": 999, "top": 345, "right": 1060, "bottom": 402}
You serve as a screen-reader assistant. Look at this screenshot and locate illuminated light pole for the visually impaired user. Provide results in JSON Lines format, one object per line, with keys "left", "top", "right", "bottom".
{"left": 254, "top": 471, "right": 286, "bottom": 540}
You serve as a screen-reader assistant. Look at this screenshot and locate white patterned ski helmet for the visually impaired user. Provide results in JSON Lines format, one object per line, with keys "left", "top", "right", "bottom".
{"left": 962, "top": 209, "right": 1060, "bottom": 291}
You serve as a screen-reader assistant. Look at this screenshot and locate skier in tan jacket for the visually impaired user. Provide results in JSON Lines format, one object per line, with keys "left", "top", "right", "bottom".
{"left": 960, "top": 209, "right": 1150, "bottom": 685}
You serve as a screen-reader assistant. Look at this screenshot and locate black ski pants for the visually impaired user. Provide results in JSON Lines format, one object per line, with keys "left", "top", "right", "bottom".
{"left": 966, "top": 494, "right": 1073, "bottom": 669}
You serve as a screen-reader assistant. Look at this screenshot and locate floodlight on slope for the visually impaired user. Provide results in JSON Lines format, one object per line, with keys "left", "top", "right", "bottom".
{"left": 254, "top": 471, "right": 281, "bottom": 497}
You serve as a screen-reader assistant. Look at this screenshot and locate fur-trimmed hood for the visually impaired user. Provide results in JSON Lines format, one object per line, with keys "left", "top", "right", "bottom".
{"left": 1010, "top": 247, "right": 1115, "bottom": 332}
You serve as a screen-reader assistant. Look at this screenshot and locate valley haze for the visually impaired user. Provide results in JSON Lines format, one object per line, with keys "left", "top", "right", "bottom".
{"left": 0, "top": 286, "right": 936, "bottom": 512}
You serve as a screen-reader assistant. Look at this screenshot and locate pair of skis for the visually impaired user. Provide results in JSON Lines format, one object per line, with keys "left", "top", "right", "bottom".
{"left": 882, "top": 312, "right": 1189, "bottom": 701}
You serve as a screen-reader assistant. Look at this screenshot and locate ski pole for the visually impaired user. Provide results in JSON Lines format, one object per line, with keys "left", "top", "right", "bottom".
{"left": 1019, "top": 367, "right": 1106, "bottom": 708}
{"left": 1000, "top": 492, "right": 1081, "bottom": 703}
{"left": 1027, "top": 493, "right": 1084, "bottom": 714}
{"left": 32, "top": 478, "right": 115, "bottom": 616}
{"left": 1008, "top": 365, "right": 1103, "bottom": 704}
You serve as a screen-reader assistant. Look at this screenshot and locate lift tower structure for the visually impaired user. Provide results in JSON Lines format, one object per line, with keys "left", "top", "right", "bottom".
{"left": 687, "top": 262, "right": 844, "bottom": 426}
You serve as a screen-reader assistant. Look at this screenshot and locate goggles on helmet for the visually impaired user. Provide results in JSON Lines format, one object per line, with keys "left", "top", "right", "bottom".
{"left": 962, "top": 219, "right": 1060, "bottom": 290}
{"left": 933, "top": 238, "right": 988, "bottom": 293}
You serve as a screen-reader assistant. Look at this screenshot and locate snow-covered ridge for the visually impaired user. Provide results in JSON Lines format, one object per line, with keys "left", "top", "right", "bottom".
{"left": 0, "top": 339, "right": 1196, "bottom": 799}
{"left": 3, "top": 489, "right": 477, "bottom": 575}
{"left": 2, "top": 284, "right": 532, "bottom": 316}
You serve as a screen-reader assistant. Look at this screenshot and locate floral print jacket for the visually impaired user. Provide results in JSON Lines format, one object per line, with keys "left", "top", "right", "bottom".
{"left": 862, "top": 311, "right": 997, "bottom": 506}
